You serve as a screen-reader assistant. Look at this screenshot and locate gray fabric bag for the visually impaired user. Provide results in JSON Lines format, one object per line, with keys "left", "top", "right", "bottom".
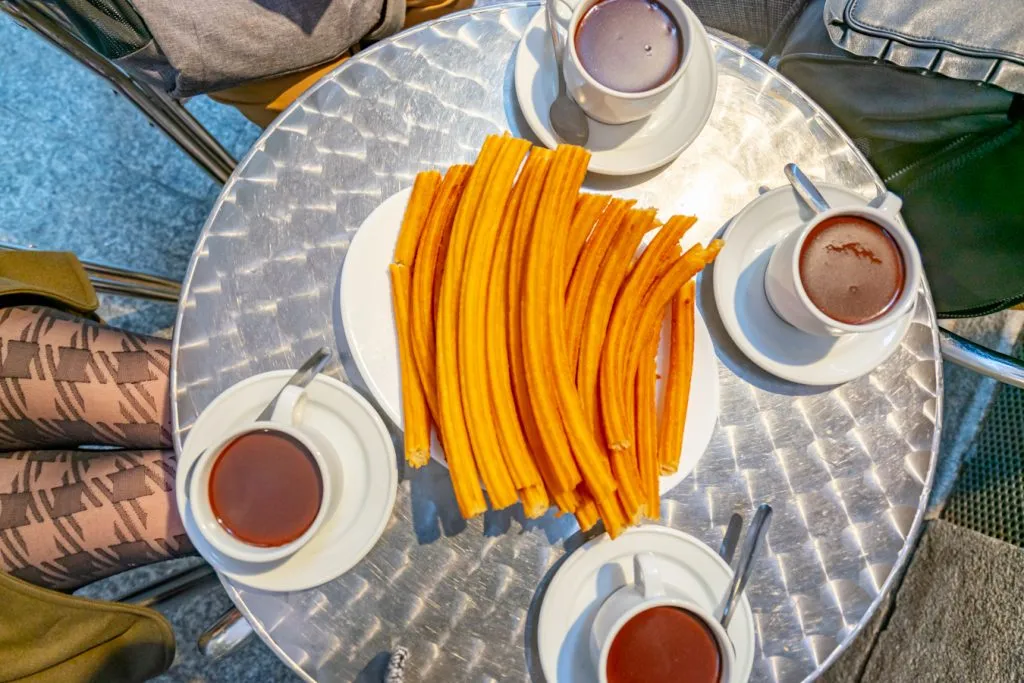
{"left": 54, "top": 0, "right": 406, "bottom": 97}
{"left": 823, "top": 0, "right": 1024, "bottom": 95}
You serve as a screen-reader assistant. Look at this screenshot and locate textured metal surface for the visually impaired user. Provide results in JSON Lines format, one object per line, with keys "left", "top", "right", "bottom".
{"left": 171, "top": 5, "right": 942, "bottom": 681}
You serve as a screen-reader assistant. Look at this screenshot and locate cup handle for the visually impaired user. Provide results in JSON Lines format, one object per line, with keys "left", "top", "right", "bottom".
{"left": 269, "top": 385, "right": 307, "bottom": 426}
{"left": 634, "top": 553, "right": 665, "bottom": 600}
{"left": 871, "top": 191, "right": 903, "bottom": 216}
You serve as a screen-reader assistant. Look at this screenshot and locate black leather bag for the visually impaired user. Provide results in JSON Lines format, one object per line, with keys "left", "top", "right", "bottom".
{"left": 773, "top": 0, "right": 1024, "bottom": 317}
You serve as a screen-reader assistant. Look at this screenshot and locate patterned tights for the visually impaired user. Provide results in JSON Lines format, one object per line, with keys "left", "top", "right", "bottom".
{"left": 0, "top": 307, "right": 191, "bottom": 590}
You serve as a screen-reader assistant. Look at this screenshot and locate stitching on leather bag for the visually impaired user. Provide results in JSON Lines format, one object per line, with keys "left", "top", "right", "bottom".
{"left": 845, "top": 0, "right": 1024, "bottom": 62}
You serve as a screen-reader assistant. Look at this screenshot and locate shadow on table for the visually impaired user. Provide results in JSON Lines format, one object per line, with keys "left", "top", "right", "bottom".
{"left": 699, "top": 218, "right": 838, "bottom": 398}
{"left": 352, "top": 650, "right": 391, "bottom": 682}
{"left": 405, "top": 462, "right": 582, "bottom": 546}
{"left": 523, "top": 525, "right": 620, "bottom": 682}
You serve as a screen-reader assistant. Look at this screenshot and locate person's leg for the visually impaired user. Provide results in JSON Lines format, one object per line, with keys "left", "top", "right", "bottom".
{"left": 0, "top": 449, "right": 190, "bottom": 591}
{"left": 208, "top": 0, "right": 474, "bottom": 128}
{"left": 0, "top": 306, "right": 190, "bottom": 590}
{"left": 0, "top": 306, "right": 171, "bottom": 452}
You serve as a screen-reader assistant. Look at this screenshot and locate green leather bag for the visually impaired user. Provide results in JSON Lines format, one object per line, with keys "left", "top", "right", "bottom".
{"left": 0, "top": 572, "right": 175, "bottom": 683}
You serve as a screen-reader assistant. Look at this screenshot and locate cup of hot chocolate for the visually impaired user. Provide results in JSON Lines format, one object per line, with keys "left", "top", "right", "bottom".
{"left": 187, "top": 385, "right": 337, "bottom": 564}
{"left": 764, "top": 191, "right": 921, "bottom": 337}
{"left": 590, "top": 553, "right": 734, "bottom": 683}
{"left": 562, "top": 0, "right": 698, "bottom": 124}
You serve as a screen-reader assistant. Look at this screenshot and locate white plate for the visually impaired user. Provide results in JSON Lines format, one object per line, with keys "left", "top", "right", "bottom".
{"left": 713, "top": 184, "right": 913, "bottom": 386}
{"left": 339, "top": 188, "right": 719, "bottom": 498}
{"left": 175, "top": 371, "right": 398, "bottom": 592}
{"left": 537, "top": 525, "right": 755, "bottom": 683}
{"left": 513, "top": 6, "right": 718, "bottom": 176}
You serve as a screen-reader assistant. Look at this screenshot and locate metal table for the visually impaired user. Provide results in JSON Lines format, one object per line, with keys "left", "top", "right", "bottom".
{"left": 172, "top": 5, "right": 941, "bottom": 681}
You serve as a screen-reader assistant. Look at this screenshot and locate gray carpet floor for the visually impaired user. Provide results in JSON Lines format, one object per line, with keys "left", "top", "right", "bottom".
{"left": 4, "top": 10, "right": 1024, "bottom": 683}
{"left": 823, "top": 520, "right": 1024, "bottom": 683}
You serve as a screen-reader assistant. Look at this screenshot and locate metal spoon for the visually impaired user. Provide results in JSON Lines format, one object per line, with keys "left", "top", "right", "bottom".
{"left": 719, "top": 504, "right": 772, "bottom": 629}
{"left": 183, "top": 347, "right": 334, "bottom": 498}
{"left": 255, "top": 346, "right": 333, "bottom": 421}
{"left": 546, "top": 0, "right": 589, "bottom": 145}
{"left": 718, "top": 513, "right": 743, "bottom": 566}
{"left": 784, "top": 163, "right": 831, "bottom": 214}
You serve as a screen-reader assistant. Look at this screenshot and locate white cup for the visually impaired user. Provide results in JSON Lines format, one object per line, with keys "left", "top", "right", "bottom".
{"left": 764, "top": 191, "right": 922, "bottom": 337}
{"left": 562, "top": 0, "right": 698, "bottom": 125}
{"left": 187, "top": 386, "right": 336, "bottom": 564}
{"left": 590, "top": 553, "right": 735, "bottom": 683}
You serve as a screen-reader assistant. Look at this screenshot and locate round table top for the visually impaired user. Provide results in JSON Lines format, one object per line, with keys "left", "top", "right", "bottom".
{"left": 171, "top": 4, "right": 941, "bottom": 681}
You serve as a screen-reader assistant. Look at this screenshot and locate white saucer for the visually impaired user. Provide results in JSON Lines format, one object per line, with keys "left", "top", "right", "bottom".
{"left": 175, "top": 371, "right": 398, "bottom": 592}
{"left": 713, "top": 184, "right": 914, "bottom": 386}
{"left": 513, "top": 6, "right": 718, "bottom": 176}
{"left": 537, "top": 525, "right": 755, "bottom": 683}
{"left": 339, "top": 188, "right": 718, "bottom": 498}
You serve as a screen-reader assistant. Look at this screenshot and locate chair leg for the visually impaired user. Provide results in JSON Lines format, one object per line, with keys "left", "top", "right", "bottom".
{"left": 199, "top": 607, "right": 255, "bottom": 660}
{"left": 118, "top": 564, "right": 219, "bottom": 608}
{"left": 1, "top": 1, "right": 236, "bottom": 184}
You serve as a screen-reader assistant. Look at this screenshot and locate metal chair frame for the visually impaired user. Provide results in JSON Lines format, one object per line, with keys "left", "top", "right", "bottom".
{"left": 1, "top": 0, "right": 236, "bottom": 184}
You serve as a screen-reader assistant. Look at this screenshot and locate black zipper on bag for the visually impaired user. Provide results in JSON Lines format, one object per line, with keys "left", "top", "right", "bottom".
{"left": 883, "top": 134, "right": 974, "bottom": 186}
{"left": 883, "top": 123, "right": 1020, "bottom": 195}
{"left": 900, "top": 125, "right": 1021, "bottom": 198}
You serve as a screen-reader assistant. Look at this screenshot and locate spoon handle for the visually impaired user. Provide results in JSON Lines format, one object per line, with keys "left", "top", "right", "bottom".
{"left": 784, "top": 163, "right": 831, "bottom": 214}
{"left": 719, "top": 513, "right": 743, "bottom": 566}
{"left": 546, "top": 0, "right": 564, "bottom": 71}
{"left": 720, "top": 504, "right": 772, "bottom": 630}
{"left": 255, "top": 347, "right": 333, "bottom": 422}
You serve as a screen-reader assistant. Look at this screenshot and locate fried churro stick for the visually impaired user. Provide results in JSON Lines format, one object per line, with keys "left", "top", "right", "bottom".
{"left": 410, "top": 166, "right": 472, "bottom": 420}
{"left": 554, "top": 489, "right": 580, "bottom": 514}
{"left": 636, "top": 332, "right": 660, "bottom": 517}
{"left": 486, "top": 152, "right": 547, "bottom": 513}
{"left": 520, "top": 484, "right": 550, "bottom": 519}
{"left": 575, "top": 494, "right": 599, "bottom": 532}
{"left": 625, "top": 249, "right": 679, "bottom": 441}
{"left": 565, "top": 194, "right": 612, "bottom": 280}
{"left": 609, "top": 428, "right": 643, "bottom": 521}
{"left": 510, "top": 150, "right": 583, "bottom": 496}
{"left": 659, "top": 280, "right": 695, "bottom": 474}
{"left": 389, "top": 264, "right": 431, "bottom": 467}
{"left": 460, "top": 136, "right": 531, "bottom": 511}
{"left": 598, "top": 490, "right": 629, "bottom": 536}
{"left": 631, "top": 242, "right": 721, "bottom": 375}
{"left": 609, "top": 241, "right": 722, "bottom": 451}
{"left": 600, "top": 215, "right": 695, "bottom": 450}
{"left": 508, "top": 151, "right": 573, "bottom": 501}
{"left": 527, "top": 145, "right": 623, "bottom": 532}
{"left": 393, "top": 171, "right": 441, "bottom": 266}
{"left": 576, "top": 209, "right": 655, "bottom": 433}
{"left": 522, "top": 147, "right": 589, "bottom": 496}
{"left": 435, "top": 137, "right": 505, "bottom": 518}
{"left": 565, "top": 199, "right": 634, "bottom": 373}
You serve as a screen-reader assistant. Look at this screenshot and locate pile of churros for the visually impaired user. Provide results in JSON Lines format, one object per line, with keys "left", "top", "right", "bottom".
{"left": 389, "top": 134, "right": 721, "bottom": 537}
